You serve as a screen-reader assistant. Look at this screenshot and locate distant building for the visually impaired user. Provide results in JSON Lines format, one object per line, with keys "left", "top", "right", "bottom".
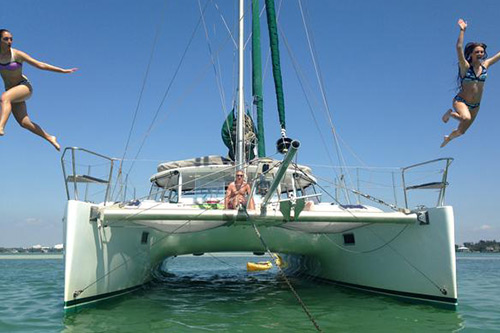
{"left": 30, "top": 245, "right": 43, "bottom": 253}
{"left": 457, "top": 246, "right": 470, "bottom": 253}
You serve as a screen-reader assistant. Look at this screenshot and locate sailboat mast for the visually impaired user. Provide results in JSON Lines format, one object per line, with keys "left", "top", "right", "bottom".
{"left": 236, "top": 0, "right": 245, "bottom": 170}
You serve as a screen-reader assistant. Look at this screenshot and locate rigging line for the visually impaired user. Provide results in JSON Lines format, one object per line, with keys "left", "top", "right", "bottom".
{"left": 278, "top": 27, "right": 338, "bottom": 174}
{"left": 302, "top": 5, "right": 366, "bottom": 172}
{"left": 297, "top": 0, "right": 357, "bottom": 195}
{"left": 112, "top": 0, "right": 169, "bottom": 200}
{"left": 320, "top": 224, "right": 410, "bottom": 254}
{"left": 322, "top": 224, "right": 447, "bottom": 294}
{"left": 277, "top": 23, "right": 349, "bottom": 204}
{"left": 379, "top": 233, "right": 449, "bottom": 295}
{"left": 207, "top": 253, "right": 240, "bottom": 269}
{"left": 250, "top": 222, "right": 323, "bottom": 332}
{"left": 291, "top": 163, "right": 359, "bottom": 219}
{"left": 199, "top": 0, "right": 235, "bottom": 153}
{"left": 304, "top": 164, "right": 400, "bottom": 170}
{"left": 211, "top": 0, "right": 238, "bottom": 48}
{"left": 73, "top": 206, "right": 218, "bottom": 299}
{"left": 126, "top": 0, "right": 211, "bottom": 177}
{"left": 199, "top": 0, "right": 229, "bottom": 113}
{"left": 118, "top": 0, "right": 168, "bottom": 173}
{"left": 243, "top": 0, "right": 254, "bottom": 50}
{"left": 138, "top": 10, "right": 240, "bottom": 139}
{"left": 315, "top": 173, "right": 406, "bottom": 213}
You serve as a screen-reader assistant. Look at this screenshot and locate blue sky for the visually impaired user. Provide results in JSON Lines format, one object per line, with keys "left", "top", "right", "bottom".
{"left": 1, "top": 0, "right": 499, "bottom": 247}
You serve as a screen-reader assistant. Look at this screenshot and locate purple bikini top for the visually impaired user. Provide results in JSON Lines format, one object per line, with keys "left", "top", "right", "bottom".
{"left": 0, "top": 50, "right": 22, "bottom": 71}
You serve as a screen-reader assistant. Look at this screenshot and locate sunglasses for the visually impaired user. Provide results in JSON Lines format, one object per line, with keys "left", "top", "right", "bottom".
{"left": 236, "top": 174, "right": 244, "bottom": 177}
{"left": 2, "top": 37, "right": 13, "bottom": 41}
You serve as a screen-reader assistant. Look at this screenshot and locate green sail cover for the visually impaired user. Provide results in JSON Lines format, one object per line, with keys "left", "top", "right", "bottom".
{"left": 265, "top": 0, "right": 286, "bottom": 132}
{"left": 252, "top": 0, "right": 266, "bottom": 157}
{"left": 221, "top": 109, "right": 257, "bottom": 161}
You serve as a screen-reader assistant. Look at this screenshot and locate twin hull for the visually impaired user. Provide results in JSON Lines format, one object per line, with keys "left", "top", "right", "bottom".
{"left": 63, "top": 200, "right": 457, "bottom": 310}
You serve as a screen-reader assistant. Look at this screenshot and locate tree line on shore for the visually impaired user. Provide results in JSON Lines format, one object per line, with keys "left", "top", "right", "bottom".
{"left": 457, "top": 240, "right": 500, "bottom": 252}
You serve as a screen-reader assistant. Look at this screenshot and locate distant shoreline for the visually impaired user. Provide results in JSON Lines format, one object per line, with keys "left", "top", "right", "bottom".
{"left": 0, "top": 253, "right": 63, "bottom": 260}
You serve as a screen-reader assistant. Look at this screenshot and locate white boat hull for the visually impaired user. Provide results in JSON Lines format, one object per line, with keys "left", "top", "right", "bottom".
{"left": 63, "top": 200, "right": 456, "bottom": 310}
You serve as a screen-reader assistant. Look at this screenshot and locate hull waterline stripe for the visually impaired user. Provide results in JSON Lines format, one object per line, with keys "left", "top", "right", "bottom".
{"left": 312, "top": 276, "right": 457, "bottom": 305}
{"left": 64, "top": 284, "right": 145, "bottom": 308}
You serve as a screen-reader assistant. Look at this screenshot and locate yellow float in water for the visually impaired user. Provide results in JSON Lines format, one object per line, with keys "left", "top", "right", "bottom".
{"left": 246, "top": 261, "right": 273, "bottom": 272}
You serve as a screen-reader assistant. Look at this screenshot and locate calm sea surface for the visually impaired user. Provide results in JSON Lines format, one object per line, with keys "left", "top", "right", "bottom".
{"left": 0, "top": 253, "right": 499, "bottom": 332}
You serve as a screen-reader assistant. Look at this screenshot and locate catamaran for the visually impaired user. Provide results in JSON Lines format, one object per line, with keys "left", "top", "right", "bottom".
{"left": 61, "top": 0, "right": 457, "bottom": 312}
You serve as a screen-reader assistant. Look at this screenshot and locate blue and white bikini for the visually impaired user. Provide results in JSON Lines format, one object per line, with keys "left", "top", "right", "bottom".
{"left": 454, "top": 65, "right": 487, "bottom": 110}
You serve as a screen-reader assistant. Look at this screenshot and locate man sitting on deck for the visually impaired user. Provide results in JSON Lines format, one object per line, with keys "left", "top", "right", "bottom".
{"left": 224, "top": 170, "right": 255, "bottom": 210}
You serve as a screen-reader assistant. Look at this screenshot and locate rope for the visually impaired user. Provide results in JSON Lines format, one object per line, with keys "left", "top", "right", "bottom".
{"left": 211, "top": 0, "right": 238, "bottom": 48}
{"left": 118, "top": 0, "right": 168, "bottom": 173}
{"left": 72, "top": 206, "right": 216, "bottom": 299}
{"left": 297, "top": 0, "right": 355, "bottom": 191}
{"left": 320, "top": 225, "right": 410, "bottom": 254}
{"left": 199, "top": 0, "right": 230, "bottom": 117}
{"left": 322, "top": 225, "right": 447, "bottom": 294}
{"left": 250, "top": 221, "right": 323, "bottom": 332}
{"left": 126, "top": 0, "right": 210, "bottom": 177}
{"left": 110, "top": 0, "right": 169, "bottom": 200}
{"left": 277, "top": 19, "right": 350, "bottom": 204}
{"left": 207, "top": 253, "right": 240, "bottom": 269}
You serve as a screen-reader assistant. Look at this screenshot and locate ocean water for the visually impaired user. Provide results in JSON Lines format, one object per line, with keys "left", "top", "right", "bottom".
{"left": 0, "top": 253, "right": 499, "bottom": 332}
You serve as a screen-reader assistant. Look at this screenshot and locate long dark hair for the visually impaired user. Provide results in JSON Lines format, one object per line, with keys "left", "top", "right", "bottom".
{"left": 464, "top": 42, "right": 488, "bottom": 63}
{"left": 0, "top": 29, "right": 11, "bottom": 51}
{"left": 456, "top": 42, "right": 488, "bottom": 90}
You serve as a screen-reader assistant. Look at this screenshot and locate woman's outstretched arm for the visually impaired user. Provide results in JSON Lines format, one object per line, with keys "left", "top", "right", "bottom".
{"left": 484, "top": 50, "right": 500, "bottom": 67}
{"left": 14, "top": 49, "right": 77, "bottom": 73}
{"left": 456, "top": 19, "right": 469, "bottom": 74}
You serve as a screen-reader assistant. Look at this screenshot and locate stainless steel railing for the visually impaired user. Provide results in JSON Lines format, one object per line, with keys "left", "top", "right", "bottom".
{"left": 401, "top": 158, "right": 454, "bottom": 208}
{"left": 61, "top": 147, "right": 117, "bottom": 204}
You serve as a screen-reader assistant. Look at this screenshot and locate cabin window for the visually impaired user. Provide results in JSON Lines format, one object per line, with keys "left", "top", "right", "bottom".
{"left": 343, "top": 233, "right": 355, "bottom": 245}
{"left": 148, "top": 171, "right": 181, "bottom": 202}
{"left": 167, "top": 189, "right": 179, "bottom": 203}
{"left": 141, "top": 232, "right": 149, "bottom": 244}
{"left": 180, "top": 176, "right": 226, "bottom": 205}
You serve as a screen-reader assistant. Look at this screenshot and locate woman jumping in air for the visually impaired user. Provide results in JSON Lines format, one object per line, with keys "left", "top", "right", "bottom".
{"left": 0, "top": 29, "right": 77, "bottom": 151}
{"left": 441, "top": 19, "right": 500, "bottom": 148}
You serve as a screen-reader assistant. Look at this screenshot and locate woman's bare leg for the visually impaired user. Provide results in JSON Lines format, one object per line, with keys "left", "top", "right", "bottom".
{"left": 441, "top": 101, "right": 474, "bottom": 147}
{"left": 12, "top": 102, "right": 60, "bottom": 151}
{"left": 0, "top": 85, "right": 32, "bottom": 135}
{"left": 442, "top": 109, "right": 462, "bottom": 123}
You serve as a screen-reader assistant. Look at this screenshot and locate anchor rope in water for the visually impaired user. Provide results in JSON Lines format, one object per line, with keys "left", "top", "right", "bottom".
{"left": 250, "top": 221, "right": 323, "bottom": 332}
